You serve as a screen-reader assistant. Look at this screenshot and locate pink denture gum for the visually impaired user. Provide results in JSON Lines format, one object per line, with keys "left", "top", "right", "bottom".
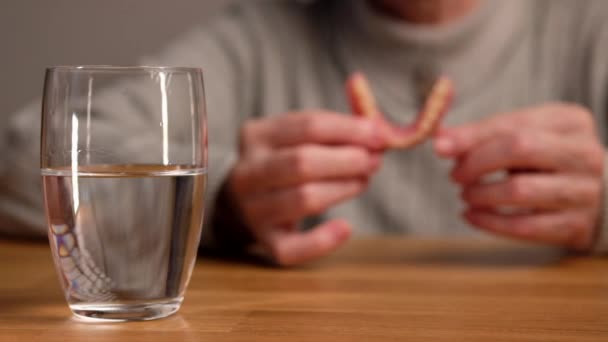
{"left": 346, "top": 72, "right": 454, "bottom": 149}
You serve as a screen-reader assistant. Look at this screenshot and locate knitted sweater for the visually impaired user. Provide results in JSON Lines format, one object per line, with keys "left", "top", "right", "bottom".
{"left": 2, "top": 0, "right": 608, "bottom": 251}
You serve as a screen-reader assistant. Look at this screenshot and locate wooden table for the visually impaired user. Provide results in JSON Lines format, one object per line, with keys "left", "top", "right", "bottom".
{"left": 1, "top": 237, "right": 607, "bottom": 341}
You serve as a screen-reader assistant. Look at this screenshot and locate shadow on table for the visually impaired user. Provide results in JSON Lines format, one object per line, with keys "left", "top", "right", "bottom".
{"left": 198, "top": 247, "right": 278, "bottom": 268}
{"left": 198, "top": 240, "right": 573, "bottom": 270}
{"left": 331, "top": 239, "right": 574, "bottom": 269}
{"left": 396, "top": 245, "right": 569, "bottom": 268}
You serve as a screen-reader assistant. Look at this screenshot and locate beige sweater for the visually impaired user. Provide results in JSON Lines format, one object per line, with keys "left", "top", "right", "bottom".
{"left": 2, "top": 0, "right": 608, "bottom": 251}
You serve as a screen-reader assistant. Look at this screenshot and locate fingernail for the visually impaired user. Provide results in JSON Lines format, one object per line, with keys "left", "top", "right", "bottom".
{"left": 461, "top": 209, "right": 473, "bottom": 222}
{"left": 435, "top": 136, "right": 454, "bottom": 154}
{"left": 329, "top": 221, "right": 351, "bottom": 242}
{"left": 367, "top": 121, "right": 386, "bottom": 149}
{"left": 450, "top": 168, "right": 464, "bottom": 183}
{"left": 369, "top": 154, "right": 382, "bottom": 171}
{"left": 459, "top": 189, "right": 467, "bottom": 200}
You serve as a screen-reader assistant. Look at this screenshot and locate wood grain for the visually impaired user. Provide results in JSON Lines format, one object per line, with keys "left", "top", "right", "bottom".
{"left": 1, "top": 237, "right": 607, "bottom": 341}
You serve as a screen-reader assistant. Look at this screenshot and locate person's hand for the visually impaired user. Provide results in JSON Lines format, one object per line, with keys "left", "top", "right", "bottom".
{"left": 225, "top": 111, "right": 385, "bottom": 266}
{"left": 434, "top": 103, "right": 604, "bottom": 250}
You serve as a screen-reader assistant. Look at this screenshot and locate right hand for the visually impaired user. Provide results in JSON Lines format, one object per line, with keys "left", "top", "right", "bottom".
{"left": 225, "top": 111, "right": 386, "bottom": 266}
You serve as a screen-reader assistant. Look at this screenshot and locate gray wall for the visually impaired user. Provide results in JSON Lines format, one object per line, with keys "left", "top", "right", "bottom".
{"left": 0, "top": 0, "right": 234, "bottom": 116}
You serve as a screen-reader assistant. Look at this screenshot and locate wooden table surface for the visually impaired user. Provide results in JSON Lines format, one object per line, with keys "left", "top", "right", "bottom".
{"left": 1, "top": 237, "right": 607, "bottom": 341}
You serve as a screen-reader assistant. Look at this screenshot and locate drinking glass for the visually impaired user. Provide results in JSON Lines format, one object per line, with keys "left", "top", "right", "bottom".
{"left": 40, "top": 66, "right": 207, "bottom": 321}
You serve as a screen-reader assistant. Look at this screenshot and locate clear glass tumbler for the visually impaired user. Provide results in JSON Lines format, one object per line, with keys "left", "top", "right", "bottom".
{"left": 40, "top": 66, "right": 207, "bottom": 322}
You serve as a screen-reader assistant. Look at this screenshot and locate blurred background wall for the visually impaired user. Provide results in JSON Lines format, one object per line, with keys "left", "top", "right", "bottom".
{"left": 0, "top": 0, "right": 236, "bottom": 116}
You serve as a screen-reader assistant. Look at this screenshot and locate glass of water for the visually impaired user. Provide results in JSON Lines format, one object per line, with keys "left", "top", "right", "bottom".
{"left": 40, "top": 66, "right": 207, "bottom": 322}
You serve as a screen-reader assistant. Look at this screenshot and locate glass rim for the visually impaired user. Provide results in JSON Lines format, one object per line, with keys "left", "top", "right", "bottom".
{"left": 46, "top": 65, "right": 203, "bottom": 73}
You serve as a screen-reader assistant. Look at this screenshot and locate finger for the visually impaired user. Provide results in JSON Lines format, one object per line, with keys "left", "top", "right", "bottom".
{"left": 464, "top": 208, "right": 594, "bottom": 250}
{"left": 450, "top": 131, "right": 591, "bottom": 184}
{"left": 462, "top": 174, "right": 600, "bottom": 210}
{"left": 434, "top": 103, "right": 594, "bottom": 158}
{"left": 263, "top": 219, "right": 351, "bottom": 266}
{"left": 244, "top": 180, "right": 367, "bottom": 227}
{"left": 234, "top": 145, "right": 382, "bottom": 194}
{"left": 242, "top": 112, "right": 385, "bottom": 150}
{"left": 434, "top": 113, "right": 522, "bottom": 157}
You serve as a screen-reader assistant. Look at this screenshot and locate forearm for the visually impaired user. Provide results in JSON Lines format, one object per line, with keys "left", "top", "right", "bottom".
{"left": 203, "top": 179, "right": 255, "bottom": 254}
{"left": 0, "top": 100, "right": 46, "bottom": 238}
{"left": 591, "top": 151, "right": 608, "bottom": 253}
{"left": 197, "top": 149, "right": 254, "bottom": 252}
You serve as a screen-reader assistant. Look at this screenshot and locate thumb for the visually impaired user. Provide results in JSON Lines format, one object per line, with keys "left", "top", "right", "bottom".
{"left": 264, "top": 219, "right": 351, "bottom": 266}
{"left": 434, "top": 115, "right": 514, "bottom": 158}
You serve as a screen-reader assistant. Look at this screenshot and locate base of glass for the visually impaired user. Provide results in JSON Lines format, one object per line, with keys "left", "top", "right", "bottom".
{"left": 70, "top": 298, "right": 183, "bottom": 322}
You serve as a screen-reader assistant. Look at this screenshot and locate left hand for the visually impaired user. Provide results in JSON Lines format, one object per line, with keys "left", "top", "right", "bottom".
{"left": 434, "top": 103, "right": 604, "bottom": 250}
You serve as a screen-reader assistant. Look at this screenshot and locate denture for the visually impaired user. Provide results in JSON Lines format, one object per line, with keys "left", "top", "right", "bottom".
{"left": 346, "top": 72, "right": 454, "bottom": 149}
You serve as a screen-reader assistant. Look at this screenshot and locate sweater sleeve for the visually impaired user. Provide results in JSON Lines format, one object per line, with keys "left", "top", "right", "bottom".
{"left": 587, "top": 3, "right": 608, "bottom": 254}
{"left": 593, "top": 152, "right": 608, "bottom": 254}
{"left": 0, "top": 4, "right": 258, "bottom": 245}
{"left": 141, "top": 5, "right": 260, "bottom": 248}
